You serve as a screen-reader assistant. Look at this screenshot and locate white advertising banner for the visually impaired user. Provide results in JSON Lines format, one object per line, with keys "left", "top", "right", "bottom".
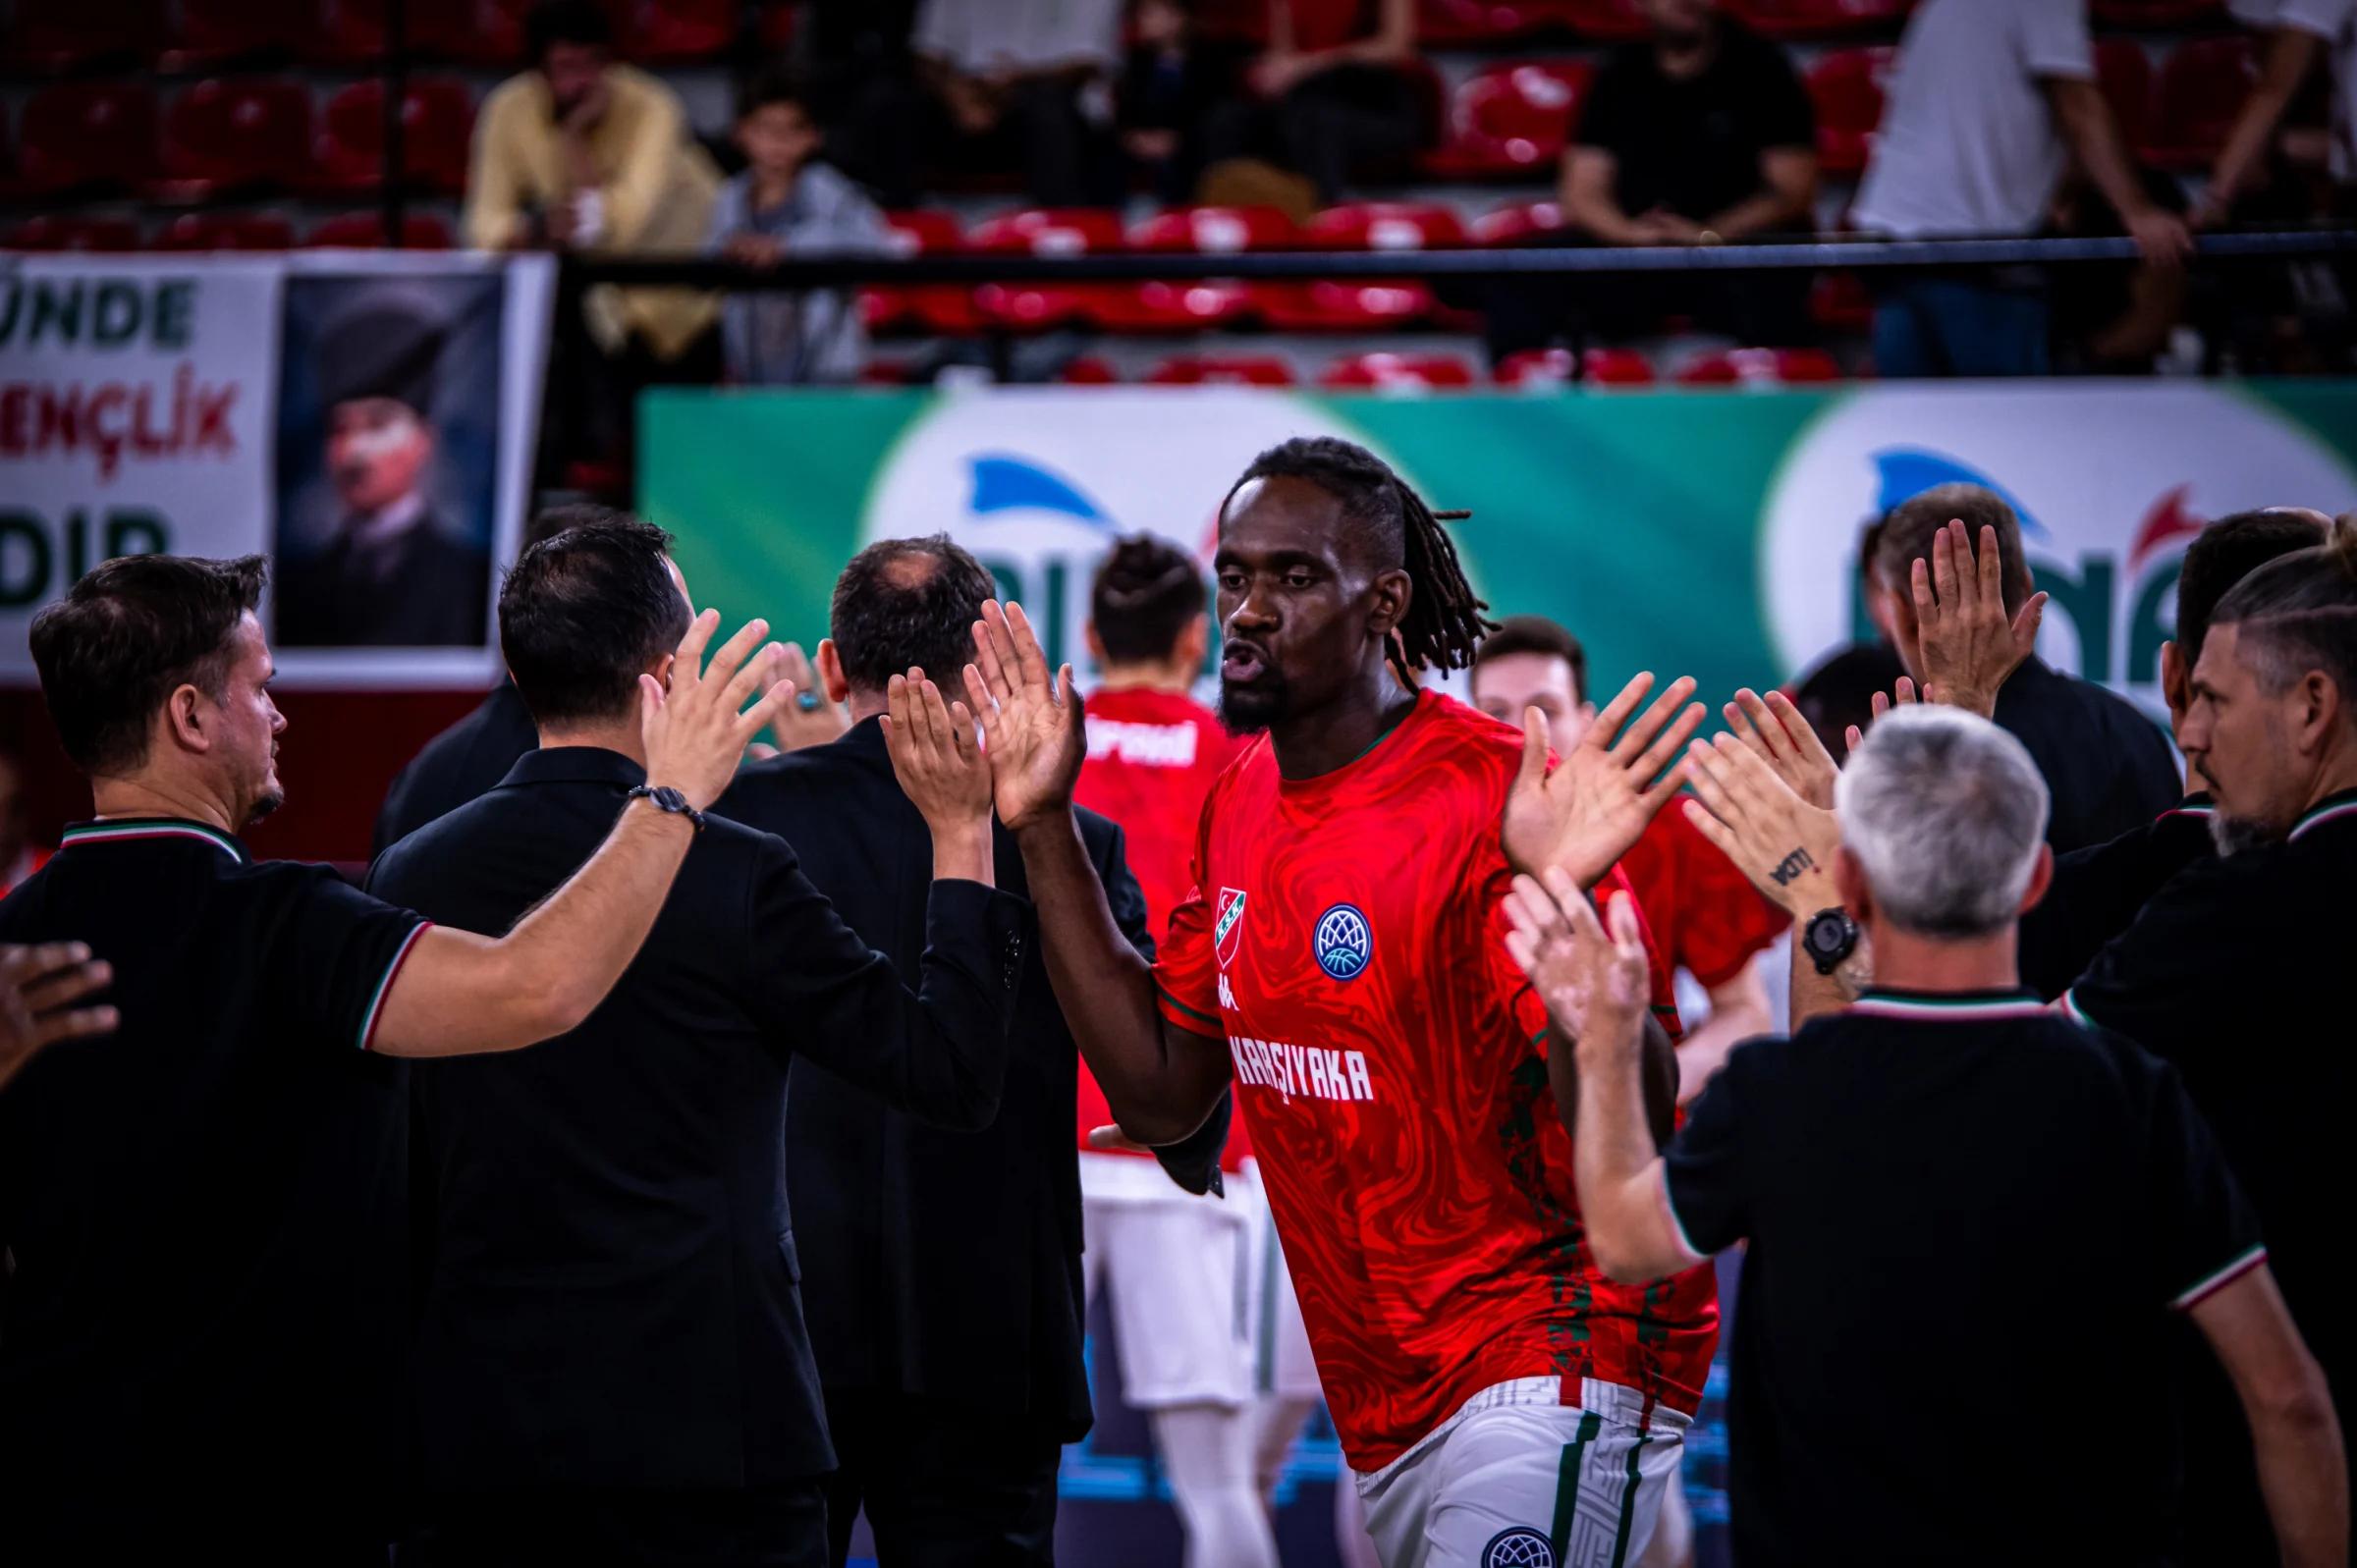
{"left": 1, "top": 249, "right": 554, "bottom": 686}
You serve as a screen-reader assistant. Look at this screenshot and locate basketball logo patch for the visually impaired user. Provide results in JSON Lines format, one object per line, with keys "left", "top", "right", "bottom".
{"left": 1482, "top": 1527, "right": 1556, "bottom": 1568}
{"left": 1313, "top": 903, "right": 1371, "bottom": 982}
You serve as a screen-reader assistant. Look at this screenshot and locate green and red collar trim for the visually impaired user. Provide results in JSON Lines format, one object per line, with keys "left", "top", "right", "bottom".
{"left": 59, "top": 817, "right": 247, "bottom": 864}
{"left": 2290, "top": 789, "right": 2357, "bottom": 842}
{"left": 1851, "top": 988, "right": 2049, "bottom": 1023}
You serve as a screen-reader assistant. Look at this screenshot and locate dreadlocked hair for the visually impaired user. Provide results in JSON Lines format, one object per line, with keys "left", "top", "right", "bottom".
{"left": 1223, "top": 436, "right": 1495, "bottom": 682}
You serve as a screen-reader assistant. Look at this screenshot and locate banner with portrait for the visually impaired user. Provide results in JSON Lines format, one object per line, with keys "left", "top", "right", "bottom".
{"left": 0, "top": 249, "right": 554, "bottom": 686}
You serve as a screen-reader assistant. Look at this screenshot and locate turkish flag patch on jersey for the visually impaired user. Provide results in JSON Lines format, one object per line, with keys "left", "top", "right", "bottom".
{"left": 1215, "top": 888, "right": 1248, "bottom": 969}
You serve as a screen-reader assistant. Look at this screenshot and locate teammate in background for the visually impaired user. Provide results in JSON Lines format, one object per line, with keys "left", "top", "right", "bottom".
{"left": 1070, "top": 535, "right": 1272, "bottom": 1568}
{"left": 1472, "top": 617, "right": 1784, "bottom": 1107}
{"left": 969, "top": 436, "right": 1717, "bottom": 1567}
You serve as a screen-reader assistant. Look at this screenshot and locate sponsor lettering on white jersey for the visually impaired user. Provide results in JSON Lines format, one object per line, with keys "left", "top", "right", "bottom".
{"left": 1086, "top": 719, "right": 1200, "bottom": 769}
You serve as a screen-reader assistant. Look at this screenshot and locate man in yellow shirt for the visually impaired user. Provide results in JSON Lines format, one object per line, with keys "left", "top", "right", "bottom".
{"left": 465, "top": 1, "right": 719, "bottom": 378}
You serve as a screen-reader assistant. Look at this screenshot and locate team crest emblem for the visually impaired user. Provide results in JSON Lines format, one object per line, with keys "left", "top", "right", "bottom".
{"left": 1215, "top": 889, "right": 1248, "bottom": 968}
{"left": 1312, "top": 903, "right": 1372, "bottom": 982}
{"left": 1482, "top": 1528, "right": 1556, "bottom": 1568}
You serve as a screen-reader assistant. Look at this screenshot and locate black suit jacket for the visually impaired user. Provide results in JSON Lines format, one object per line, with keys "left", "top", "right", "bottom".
{"left": 372, "top": 680, "right": 541, "bottom": 856}
{"left": 367, "top": 746, "right": 1029, "bottom": 1491}
{"left": 1993, "top": 656, "right": 2181, "bottom": 855}
{"left": 718, "top": 719, "right": 1150, "bottom": 1441}
{"left": 277, "top": 512, "right": 490, "bottom": 649}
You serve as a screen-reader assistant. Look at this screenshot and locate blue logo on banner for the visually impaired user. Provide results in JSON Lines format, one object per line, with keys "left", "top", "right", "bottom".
{"left": 1313, "top": 903, "right": 1371, "bottom": 982}
{"left": 1482, "top": 1528, "right": 1557, "bottom": 1568}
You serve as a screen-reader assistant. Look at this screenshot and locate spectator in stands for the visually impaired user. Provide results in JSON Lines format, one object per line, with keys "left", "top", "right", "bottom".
{"left": 703, "top": 72, "right": 890, "bottom": 386}
{"left": 1557, "top": 0, "right": 1818, "bottom": 344}
{"left": 1542, "top": 704, "right": 2348, "bottom": 1566}
{"left": 1199, "top": 0, "right": 1424, "bottom": 207}
{"left": 466, "top": 1, "right": 722, "bottom": 469}
{"left": 905, "top": 0, "right": 1127, "bottom": 205}
{"left": 1869, "top": 485, "right": 2180, "bottom": 852}
{"left": 1118, "top": 0, "right": 1246, "bottom": 205}
{"left": 2201, "top": 1, "right": 2354, "bottom": 229}
{"left": 1852, "top": 0, "right": 2190, "bottom": 377}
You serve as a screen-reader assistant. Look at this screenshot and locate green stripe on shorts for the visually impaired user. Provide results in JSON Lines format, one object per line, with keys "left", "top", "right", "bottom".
{"left": 1550, "top": 1411, "right": 1603, "bottom": 1562}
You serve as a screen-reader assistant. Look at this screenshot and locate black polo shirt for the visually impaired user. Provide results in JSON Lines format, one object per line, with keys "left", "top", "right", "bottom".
{"left": 373, "top": 678, "right": 541, "bottom": 856}
{"left": 1574, "top": 21, "right": 1815, "bottom": 226}
{"left": 1665, "top": 992, "right": 2262, "bottom": 1566}
{"left": 2062, "top": 785, "right": 2357, "bottom": 1550}
{"left": 2019, "top": 793, "right": 2214, "bottom": 1000}
{"left": 1994, "top": 656, "right": 2183, "bottom": 853}
{"left": 0, "top": 818, "right": 428, "bottom": 1540}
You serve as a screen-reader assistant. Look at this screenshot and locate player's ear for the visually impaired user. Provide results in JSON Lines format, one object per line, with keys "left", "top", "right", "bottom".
{"left": 1083, "top": 622, "right": 1107, "bottom": 668}
{"left": 2018, "top": 843, "right": 2054, "bottom": 916}
{"left": 816, "top": 638, "right": 852, "bottom": 705}
{"left": 2159, "top": 641, "right": 2190, "bottom": 722}
{"left": 1367, "top": 567, "right": 1412, "bottom": 638}
{"left": 162, "top": 682, "right": 211, "bottom": 755}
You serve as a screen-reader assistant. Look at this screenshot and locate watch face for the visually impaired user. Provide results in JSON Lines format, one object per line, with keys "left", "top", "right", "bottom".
{"left": 1806, "top": 912, "right": 1849, "bottom": 956}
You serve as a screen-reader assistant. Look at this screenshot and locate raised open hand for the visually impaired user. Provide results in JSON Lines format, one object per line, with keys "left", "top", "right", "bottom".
{"left": 1909, "top": 518, "right": 2047, "bottom": 719}
{"left": 882, "top": 669, "right": 991, "bottom": 832}
{"left": 963, "top": 599, "right": 1084, "bottom": 832}
{"left": 1842, "top": 676, "right": 1918, "bottom": 759}
{"left": 1503, "top": 871, "right": 1651, "bottom": 1060}
{"left": 639, "top": 609, "right": 795, "bottom": 811}
{"left": 1722, "top": 687, "right": 1839, "bottom": 811}
{"left": 1, "top": 942, "right": 118, "bottom": 1095}
{"left": 1504, "top": 672, "right": 1706, "bottom": 888}
{"left": 1680, "top": 732, "right": 1841, "bottom": 917}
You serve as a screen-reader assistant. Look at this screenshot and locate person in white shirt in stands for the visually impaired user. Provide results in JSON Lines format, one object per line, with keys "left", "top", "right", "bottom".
{"left": 1851, "top": 0, "right": 2190, "bottom": 376}
{"left": 910, "top": 0, "right": 1127, "bottom": 204}
{"left": 2200, "top": 0, "right": 2357, "bottom": 226}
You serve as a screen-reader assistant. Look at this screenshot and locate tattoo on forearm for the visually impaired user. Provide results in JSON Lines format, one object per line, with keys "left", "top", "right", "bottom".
{"left": 1768, "top": 846, "right": 1815, "bottom": 887}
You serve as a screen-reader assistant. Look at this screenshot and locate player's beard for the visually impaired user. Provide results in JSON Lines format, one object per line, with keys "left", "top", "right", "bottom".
{"left": 1219, "top": 668, "right": 1292, "bottom": 734}
{"left": 2208, "top": 811, "right": 2278, "bottom": 857}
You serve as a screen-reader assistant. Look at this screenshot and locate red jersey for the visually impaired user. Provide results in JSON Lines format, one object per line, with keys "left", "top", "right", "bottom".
{"left": 1615, "top": 806, "right": 1789, "bottom": 992}
{"left": 1071, "top": 685, "right": 1248, "bottom": 1166}
{"left": 1152, "top": 691, "right": 1720, "bottom": 1469}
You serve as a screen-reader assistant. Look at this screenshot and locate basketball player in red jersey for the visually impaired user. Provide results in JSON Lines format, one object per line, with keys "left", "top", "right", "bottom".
{"left": 965, "top": 437, "right": 1719, "bottom": 1568}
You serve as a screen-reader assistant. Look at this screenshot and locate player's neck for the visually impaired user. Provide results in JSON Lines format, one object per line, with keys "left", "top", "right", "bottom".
{"left": 2300, "top": 740, "right": 2357, "bottom": 814}
{"left": 537, "top": 721, "right": 648, "bottom": 771}
{"left": 1269, "top": 673, "right": 1416, "bottom": 781}
{"left": 1864, "top": 921, "right": 2023, "bottom": 996}
{"left": 1095, "top": 660, "right": 1192, "bottom": 695}
{"left": 91, "top": 772, "right": 238, "bottom": 834}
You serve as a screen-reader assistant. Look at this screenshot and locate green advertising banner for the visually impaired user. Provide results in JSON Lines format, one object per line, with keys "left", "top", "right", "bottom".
{"left": 641, "top": 383, "right": 2357, "bottom": 718}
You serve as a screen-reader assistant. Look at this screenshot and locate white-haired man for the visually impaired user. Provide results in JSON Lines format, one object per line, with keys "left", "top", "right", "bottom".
{"left": 1505, "top": 706, "right": 2348, "bottom": 1566}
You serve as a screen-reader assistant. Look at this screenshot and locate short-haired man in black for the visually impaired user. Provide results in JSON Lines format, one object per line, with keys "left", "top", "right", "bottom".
{"left": 1524, "top": 705, "right": 2347, "bottom": 1566}
{"left": 2018, "top": 507, "right": 2331, "bottom": 996}
{"left": 716, "top": 533, "right": 1154, "bottom": 1568}
{"left": 1869, "top": 482, "right": 2180, "bottom": 852}
{"left": 0, "top": 551, "right": 781, "bottom": 1559}
{"left": 2058, "top": 523, "right": 2357, "bottom": 1561}
{"left": 373, "top": 517, "right": 1024, "bottom": 1568}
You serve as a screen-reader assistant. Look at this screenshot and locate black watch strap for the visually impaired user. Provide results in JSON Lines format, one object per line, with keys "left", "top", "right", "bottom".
{"left": 1804, "top": 906, "right": 1859, "bottom": 976}
{"left": 628, "top": 784, "right": 706, "bottom": 833}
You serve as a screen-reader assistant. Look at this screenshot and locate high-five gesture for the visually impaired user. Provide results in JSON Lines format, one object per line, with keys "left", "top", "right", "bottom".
{"left": 1504, "top": 672, "right": 1706, "bottom": 888}
{"left": 640, "top": 609, "right": 795, "bottom": 810}
{"left": 1722, "top": 687, "right": 1839, "bottom": 811}
{"left": 1843, "top": 676, "right": 1918, "bottom": 758}
{"left": 1503, "top": 874, "right": 1651, "bottom": 1063}
{"left": 1679, "top": 732, "right": 1840, "bottom": 918}
{"left": 1908, "top": 518, "right": 2047, "bottom": 719}
{"left": 882, "top": 670, "right": 992, "bottom": 832}
{"left": 0, "top": 942, "right": 118, "bottom": 1095}
{"left": 964, "top": 600, "right": 1085, "bottom": 832}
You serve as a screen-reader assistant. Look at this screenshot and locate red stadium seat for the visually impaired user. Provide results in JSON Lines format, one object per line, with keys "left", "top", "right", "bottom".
{"left": 153, "top": 211, "right": 299, "bottom": 249}
{"left": 1129, "top": 205, "right": 1297, "bottom": 253}
{"left": 312, "top": 78, "right": 475, "bottom": 193}
{"left": 1144, "top": 353, "right": 1299, "bottom": 386}
{"left": 1058, "top": 355, "right": 1121, "bottom": 384}
{"left": 18, "top": 82, "right": 159, "bottom": 193}
{"left": 1417, "top": 0, "right": 1558, "bottom": 44}
{"left": 1552, "top": 0, "right": 1647, "bottom": 41}
{"left": 307, "top": 0, "right": 389, "bottom": 63}
{"left": 162, "top": 0, "right": 315, "bottom": 70}
{"left": 1301, "top": 202, "right": 1468, "bottom": 250}
{"left": 156, "top": 78, "right": 315, "bottom": 201}
{"left": 1, "top": 0, "right": 161, "bottom": 70}
{"left": 1673, "top": 347, "right": 1844, "bottom": 386}
{"left": 1107, "top": 207, "right": 1293, "bottom": 332}
{"left": 857, "top": 359, "right": 917, "bottom": 387}
{"left": 2147, "top": 37, "right": 2254, "bottom": 168}
{"left": 1257, "top": 204, "right": 1462, "bottom": 331}
{"left": 621, "top": 0, "right": 736, "bottom": 62}
{"left": 969, "top": 207, "right": 1127, "bottom": 331}
{"left": 1426, "top": 61, "right": 1595, "bottom": 178}
{"left": 2095, "top": 40, "right": 2154, "bottom": 156}
{"left": 1472, "top": 200, "right": 1567, "bottom": 245}
{"left": 7, "top": 215, "right": 144, "bottom": 251}
{"left": 1495, "top": 347, "right": 1657, "bottom": 387}
{"left": 1808, "top": 48, "right": 1894, "bottom": 176}
{"left": 415, "top": 0, "right": 532, "bottom": 65}
{"left": 863, "top": 210, "right": 983, "bottom": 337}
{"left": 2092, "top": 0, "right": 2223, "bottom": 24}
{"left": 1319, "top": 351, "right": 1480, "bottom": 391}
{"left": 1724, "top": 0, "right": 1912, "bottom": 37}
{"left": 306, "top": 211, "right": 458, "bottom": 247}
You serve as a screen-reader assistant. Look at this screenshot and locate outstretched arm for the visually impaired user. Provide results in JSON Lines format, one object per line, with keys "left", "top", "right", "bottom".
{"left": 2190, "top": 1267, "right": 2349, "bottom": 1567}
{"left": 370, "top": 611, "right": 794, "bottom": 1058}
{"left": 968, "top": 600, "right": 1232, "bottom": 1145}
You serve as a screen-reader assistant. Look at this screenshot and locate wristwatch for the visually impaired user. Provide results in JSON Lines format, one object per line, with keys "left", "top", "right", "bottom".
{"left": 628, "top": 784, "right": 705, "bottom": 833}
{"left": 1802, "top": 907, "right": 1860, "bottom": 976}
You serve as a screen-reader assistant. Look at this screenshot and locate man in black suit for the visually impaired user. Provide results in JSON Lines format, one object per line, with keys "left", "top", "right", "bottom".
{"left": 718, "top": 534, "right": 1157, "bottom": 1568}
{"left": 1867, "top": 482, "right": 2180, "bottom": 853}
{"left": 371, "top": 516, "right": 1029, "bottom": 1567}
